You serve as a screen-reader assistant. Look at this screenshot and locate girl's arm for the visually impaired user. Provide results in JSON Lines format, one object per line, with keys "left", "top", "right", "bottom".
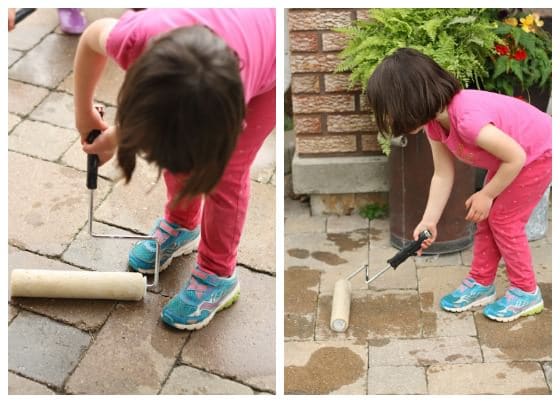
{"left": 73, "top": 18, "right": 117, "bottom": 141}
{"left": 465, "top": 124, "right": 526, "bottom": 222}
{"left": 413, "top": 137, "right": 455, "bottom": 251}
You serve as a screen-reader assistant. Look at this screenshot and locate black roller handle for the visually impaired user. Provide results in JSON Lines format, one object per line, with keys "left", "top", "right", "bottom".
{"left": 387, "top": 229, "right": 432, "bottom": 269}
{"left": 86, "top": 130, "right": 102, "bottom": 190}
{"left": 15, "top": 8, "right": 36, "bottom": 25}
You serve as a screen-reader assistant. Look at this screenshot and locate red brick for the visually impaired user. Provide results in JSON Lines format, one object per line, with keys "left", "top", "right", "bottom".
{"left": 292, "top": 94, "right": 355, "bottom": 113}
{"left": 291, "top": 75, "right": 320, "bottom": 94}
{"left": 322, "top": 32, "right": 349, "bottom": 52}
{"left": 289, "top": 32, "right": 320, "bottom": 52}
{"left": 327, "top": 114, "right": 376, "bottom": 133}
{"left": 297, "top": 134, "right": 357, "bottom": 154}
{"left": 361, "top": 135, "right": 382, "bottom": 152}
{"left": 359, "top": 94, "right": 372, "bottom": 112}
{"left": 288, "top": 10, "right": 353, "bottom": 31}
{"left": 294, "top": 115, "right": 322, "bottom": 134}
{"left": 324, "top": 73, "right": 360, "bottom": 92}
{"left": 290, "top": 53, "right": 340, "bottom": 73}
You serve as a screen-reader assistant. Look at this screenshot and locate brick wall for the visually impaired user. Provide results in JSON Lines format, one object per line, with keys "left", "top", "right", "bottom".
{"left": 288, "top": 9, "right": 380, "bottom": 157}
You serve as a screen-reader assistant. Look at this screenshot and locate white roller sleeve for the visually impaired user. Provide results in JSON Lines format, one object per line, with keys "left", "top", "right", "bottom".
{"left": 330, "top": 278, "right": 352, "bottom": 332}
{"left": 10, "top": 269, "right": 146, "bottom": 301}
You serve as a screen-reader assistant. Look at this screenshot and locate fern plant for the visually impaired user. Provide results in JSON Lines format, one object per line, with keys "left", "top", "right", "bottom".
{"left": 337, "top": 9, "right": 500, "bottom": 91}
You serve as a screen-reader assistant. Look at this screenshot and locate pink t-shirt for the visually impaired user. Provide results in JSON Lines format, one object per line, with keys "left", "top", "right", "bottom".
{"left": 425, "top": 90, "right": 552, "bottom": 172}
{"left": 106, "top": 8, "right": 276, "bottom": 103}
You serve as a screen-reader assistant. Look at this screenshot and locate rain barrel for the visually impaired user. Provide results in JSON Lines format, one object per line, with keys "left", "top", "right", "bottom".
{"left": 389, "top": 131, "right": 476, "bottom": 254}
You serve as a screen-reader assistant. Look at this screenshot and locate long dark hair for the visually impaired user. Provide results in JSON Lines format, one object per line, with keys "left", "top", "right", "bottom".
{"left": 116, "top": 25, "right": 245, "bottom": 203}
{"left": 367, "top": 48, "right": 461, "bottom": 135}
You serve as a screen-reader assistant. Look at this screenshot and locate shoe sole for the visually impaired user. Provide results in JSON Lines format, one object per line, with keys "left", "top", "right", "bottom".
{"left": 441, "top": 293, "right": 496, "bottom": 313}
{"left": 163, "top": 282, "right": 241, "bottom": 331}
{"left": 133, "top": 234, "right": 201, "bottom": 274}
{"left": 484, "top": 301, "right": 544, "bottom": 322}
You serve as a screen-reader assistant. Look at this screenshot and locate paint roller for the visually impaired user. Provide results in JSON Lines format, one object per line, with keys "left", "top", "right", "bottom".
{"left": 10, "top": 130, "right": 160, "bottom": 301}
{"left": 330, "top": 229, "right": 431, "bottom": 332}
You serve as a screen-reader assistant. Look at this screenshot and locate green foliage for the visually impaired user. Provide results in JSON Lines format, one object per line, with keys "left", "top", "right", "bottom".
{"left": 284, "top": 114, "right": 294, "bottom": 131}
{"left": 337, "top": 9, "right": 501, "bottom": 92}
{"left": 359, "top": 202, "right": 388, "bottom": 221}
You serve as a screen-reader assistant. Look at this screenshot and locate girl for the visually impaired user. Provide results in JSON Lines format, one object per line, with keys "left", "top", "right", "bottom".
{"left": 367, "top": 48, "right": 551, "bottom": 322}
{"left": 74, "top": 9, "right": 276, "bottom": 330}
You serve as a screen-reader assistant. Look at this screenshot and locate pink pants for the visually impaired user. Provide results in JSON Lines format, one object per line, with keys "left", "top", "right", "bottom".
{"left": 469, "top": 150, "right": 552, "bottom": 292}
{"left": 163, "top": 88, "right": 276, "bottom": 277}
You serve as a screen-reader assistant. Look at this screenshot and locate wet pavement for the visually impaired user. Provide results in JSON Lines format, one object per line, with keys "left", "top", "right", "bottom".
{"left": 284, "top": 197, "right": 552, "bottom": 395}
{"left": 8, "top": 9, "right": 275, "bottom": 395}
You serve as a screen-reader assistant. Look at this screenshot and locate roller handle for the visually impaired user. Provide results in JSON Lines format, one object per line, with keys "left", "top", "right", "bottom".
{"left": 15, "top": 8, "right": 36, "bottom": 24}
{"left": 387, "top": 230, "right": 432, "bottom": 269}
{"left": 86, "top": 130, "right": 102, "bottom": 189}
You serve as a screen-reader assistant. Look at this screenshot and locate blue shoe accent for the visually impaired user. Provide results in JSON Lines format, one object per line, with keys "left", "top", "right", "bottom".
{"left": 128, "top": 218, "right": 200, "bottom": 274}
{"left": 440, "top": 278, "right": 496, "bottom": 312}
{"left": 161, "top": 266, "right": 240, "bottom": 330}
{"left": 483, "top": 287, "right": 544, "bottom": 322}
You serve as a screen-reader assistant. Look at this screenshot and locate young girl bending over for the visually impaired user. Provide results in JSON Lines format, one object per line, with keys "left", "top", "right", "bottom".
{"left": 74, "top": 9, "right": 276, "bottom": 330}
{"left": 368, "top": 48, "right": 551, "bottom": 322}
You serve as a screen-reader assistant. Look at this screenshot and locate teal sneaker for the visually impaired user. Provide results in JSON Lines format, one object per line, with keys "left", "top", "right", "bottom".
{"left": 483, "top": 287, "right": 544, "bottom": 322}
{"left": 161, "top": 265, "right": 240, "bottom": 330}
{"left": 129, "top": 218, "right": 200, "bottom": 274}
{"left": 440, "top": 278, "right": 496, "bottom": 312}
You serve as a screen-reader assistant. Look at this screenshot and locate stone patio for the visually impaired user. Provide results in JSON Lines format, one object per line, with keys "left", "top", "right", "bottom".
{"left": 8, "top": 9, "right": 275, "bottom": 395}
{"left": 284, "top": 197, "right": 552, "bottom": 395}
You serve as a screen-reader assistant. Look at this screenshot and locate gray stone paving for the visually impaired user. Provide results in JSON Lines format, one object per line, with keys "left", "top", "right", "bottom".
{"left": 8, "top": 9, "right": 275, "bottom": 395}
{"left": 284, "top": 195, "right": 552, "bottom": 394}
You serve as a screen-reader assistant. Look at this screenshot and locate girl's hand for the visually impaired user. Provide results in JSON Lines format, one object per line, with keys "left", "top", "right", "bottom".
{"left": 76, "top": 104, "right": 109, "bottom": 144}
{"left": 82, "top": 125, "right": 117, "bottom": 166}
{"left": 413, "top": 222, "right": 437, "bottom": 255}
{"left": 465, "top": 191, "right": 493, "bottom": 223}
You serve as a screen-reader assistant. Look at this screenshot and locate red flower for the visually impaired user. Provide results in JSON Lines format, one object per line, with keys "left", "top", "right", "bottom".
{"left": 495, "top": 43, "right": 510, "bottom": 56}
{"left": 513, "top": 48, "right": 527, "bottom": 61}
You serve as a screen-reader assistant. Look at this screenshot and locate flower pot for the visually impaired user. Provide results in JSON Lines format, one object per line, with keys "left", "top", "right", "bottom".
{"left": 526, "top": 184, "right": 550, "bottom": 241}
{"left": 389, "top": 131, "right": 476, "bottom": 254}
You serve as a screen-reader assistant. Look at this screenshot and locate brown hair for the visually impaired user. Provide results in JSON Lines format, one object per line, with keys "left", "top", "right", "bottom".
{"left": 116, "top": 25, "right": 245, "bottom": 203}
{"left": 367, "top": 48, "right": 461, "bottom": 135}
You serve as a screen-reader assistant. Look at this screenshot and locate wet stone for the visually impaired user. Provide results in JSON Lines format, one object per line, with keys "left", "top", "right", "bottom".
{"left": 161, "top": 365, "right": 254, "bottom": 395}
{"left": 9, "top": 33, "right": 78, "bottom": 88}
{"left": 284, "top": 342, "right": 367, "bottom": 394}
{"left": 475, "top": 310, "right": 551, "bottom": 362}
{"left": 61, "top": 138, "right": 122, "bottom": 181}
{"left": 369, "top": 336, "right": 482, "bottom": 366}
{"left": 9, "top": 246, "right": 115, "bottom": 331}
{"left": 421, "top": 310, "right": 477, "bottom": 337}
{"left": 62, "top": 222, "right": 138, "bottom": 273}
{"left": 8, "top": 372, "right": 55, "bottom": 395}
{"left": 8, "top": 80, "right": 49, "bottom": 116}
{"left": 65, "top": 293, "right": 189, "bottom": 394}
{"left": 9, "top": 120, "right": 77, "bottom": 162}
{"left": 181, "top": 268, "right": 275, "bottom": 392}
{"left": 368, "top": 366, "right": 427, "bottom": 395}
{"left": 315, "top": 291, "right": 422, "bottom": 342}
{"left": 8, "top": 8, "right": 59, "bottom": 51}
{"left": 29, "top": 91, "right": 83, "bottom": 129}
{"left": 284, "top": 314, "right": 315, "bottom": 341}
{"left": 427, "top": 362, "right": 550, "bottom": 394}
{"left": 8, "top": 310, "right": 91, "bottom": 388}
{"left": 94, "top": 159, "right": 167, "bottom": 235}
{"left": 8, "top": 152, "right": 111, "bottom": 256}
{"left": 284, "top": 267, "right": 320, "bottom": 314}
{"left": 531, "top": 238, "right": 552, "bottom": 283}
{"left": 58, "top": 57, "right": 126, "bottom": 105}
{"left": 417, "top": 266, "right": 470, "bottom": 312}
